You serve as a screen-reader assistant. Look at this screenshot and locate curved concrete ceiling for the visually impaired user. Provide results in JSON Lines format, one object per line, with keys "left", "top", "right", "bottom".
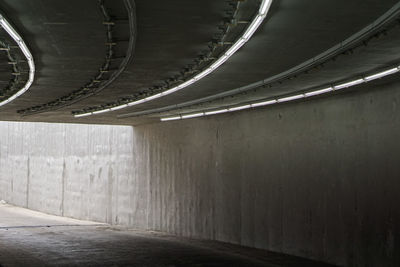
{"left": 0, "top": 11, "right": 34, "bottom": 107}
{"left": 0, "top": 0, "right": 399, "bottom": 125}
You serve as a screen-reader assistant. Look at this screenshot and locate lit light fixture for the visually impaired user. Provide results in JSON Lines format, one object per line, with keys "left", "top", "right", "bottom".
{"left": 19, "top": 41, "right": 32, "bottom": 59}
{"left": 277, "top": 94, "right": 304, "bottom": 103}
{"left": 205, "top": 109, "right": 229, "bottom": 115}
{"left": 162, "top": 87, "right": 181, "bottom": 95}
{"left": 259, "top": 1, "right": 273, "bottom": 15}
{"left": 111, "top": 104, "right": 128, "bottom": 111}
{"left": 161, "top": 116, "right": 181, "bottom": 121}
{"left": 28, "top": 60, "right": 35, "bottom": 72}
{"left": 144, "top": 93, "right": 163, "bottom": 101}
{"left": 176, "top": 79, "right": 196, "bottom": 89}
{"left": 92, "top": 109, "right": 110, "bottom": 114}
{"left": 251, "top": 99, "right": 277, "bottom": 107}
{"left": 225, "top": 38, "right": 246, "bottom": 56}
{"left": 304, "top": 87, "right": 333, "bottom": 97}
{"left": 0, "top": 17, "right": 21, "bottom": 41}
{"left": 160, "top": 65, "right": 400, "bottom": 122}
{"left": 128, "top": 99, "right": 147, "bottom": 106}
{"left": 228, "top": 104, "right": 251, "bottom": 111}
{"left": 74, "top": 0, "right": 273, "bottom": 117}
{"left": 334, "top": 78, "right": 364, "bottom": 90}
{"left": 364, "top": 67, "right": 399, "bottom": 81}
{"left": 194, "top": 68, "right": 213, "bottom": 80}
{"left": 181, "top": 112, "right": 204, "bottom": 119}
{"left": 243, "top": 14, "right": 265, "bottom": 40}
{"left": 0, "top": 14, "right": 35, "bottom": 107}
{"left": 74, "top": 112, "right": 92, "bottom": 118}
{"left": 210, "top": 55, "right": 229, "bottom": 70}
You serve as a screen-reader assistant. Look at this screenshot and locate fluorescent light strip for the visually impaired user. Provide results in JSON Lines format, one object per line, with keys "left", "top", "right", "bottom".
{"left": 161, "top": 65, "right": 400, "bottom": 122}
{"left": 74, "top": 112, "right": 92, "bottom": 118}
{"left": 243, "top": 14, "right": 265, "bottom": 40}
{"left": 181, "top": 112, "right": 204, "bottom": 119}
{"left": 128, "top": 99, "right": 146, "bottom": 106}
{"left": 277, "top": 94, "right": 305, "bottom": 102}
{"left": 259, "top": 0, "right": 273, "bottom": 15}
{"left": 74, "top": 0, "right": 273, "bottom": 117}
{"left": 28, "top": 60, "right": 35, "bottom": 72}
{"left": 251, "top": 99, "right": 277, "bottom": 107}
{"left": 161, "top": 116, "right": 181, "bottom": 121}
{"left": 364, "top": 67, "right": 399, "bottom": 81}
{"left": 0, "top": 17, "right": 21, "bottom": 41}
{"left": 205, "top": 109, "right": 228, "bottom": 115}
{"left": 111, "top": 104, "right": 128, "bottom": 111}
{"left": 304, "top": 87, "right": 333, "bottom": 97}
{"left": 92, "top": 109, "right": 110, "bottom": 114}
{"left": 225, "top": 38, "right": 246, "bottom": 56}
{"left": 334, "top": 78, "right": 364, "bottom": 90}
{"left": 177, "top": 79, "right": 196, "bottom": 88}
{"left": 0, "top": 14, "right": 35, "bottom": 107}
{"left": 210, "top": 55, "right": 229, "bottom": 70}
{"left": 19, "top": 42, "right": 32, "bottom": 60}
{"left": 145, "top": 93, "right": 162, "bottom": 101}
{"left": 162, "top": 87, "right": 181, "bottom": 95}
{"left": 194, "top": 68, "right": 213, "bottom": 80}
{"left": 228, "top": 104, "right": 251, "bottom": 111}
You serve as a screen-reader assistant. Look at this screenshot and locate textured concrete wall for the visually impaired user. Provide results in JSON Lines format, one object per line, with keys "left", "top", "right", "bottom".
{"left": 0, "top": 122, "right": 134, "bottom": 224}
{"left": 129, "top": 80, "right": 400, "bottom": 267}
{"left": 1, "top": 80, "right": 400, "bottom": 266}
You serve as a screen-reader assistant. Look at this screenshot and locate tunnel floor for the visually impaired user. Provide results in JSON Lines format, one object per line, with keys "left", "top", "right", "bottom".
{"left": 0, "top": 204, "right": 335, "bottom": 267}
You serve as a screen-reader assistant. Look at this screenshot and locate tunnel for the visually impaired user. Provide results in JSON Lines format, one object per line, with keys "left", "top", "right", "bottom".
{"left": 0, "top": 0, "right": 399, "bottom": 266}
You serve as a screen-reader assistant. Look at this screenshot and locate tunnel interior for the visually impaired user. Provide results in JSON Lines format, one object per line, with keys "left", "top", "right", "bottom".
{"left": 0, "top": 0, "right": 399, "bottom": 266}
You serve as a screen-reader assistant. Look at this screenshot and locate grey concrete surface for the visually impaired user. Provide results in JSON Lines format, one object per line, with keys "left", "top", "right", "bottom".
{"left": 0, "top": 0, "right": 231, "bottom": 123}
{"left": 0, "top": 203, "right": 334, "bottom": 267}
{"left": 0, "top": 122, "right": 134, "bottom": 224}
{"left": 0, "top": 1, "right": 398, "bottom": 126}
{"left": 1, "top": 79, "right": 400, "bottom": 266}
{"left": 128, "top": 79, "right": 400, "bottom": 266}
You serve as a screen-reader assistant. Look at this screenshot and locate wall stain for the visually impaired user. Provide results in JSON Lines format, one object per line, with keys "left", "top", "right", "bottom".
{"left": 60, "top": 160, "right": 66, "bottom": 216}
{"left": 26, "top": 157, "right": 30, "bottom": 208}
{"left": 107, "top": 166, "right": 114, "bottom": 224}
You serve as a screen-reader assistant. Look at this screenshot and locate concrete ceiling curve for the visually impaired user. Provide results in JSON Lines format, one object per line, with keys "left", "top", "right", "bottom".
{"left": 0, "top": 0, "right": 399, "bottom": 125}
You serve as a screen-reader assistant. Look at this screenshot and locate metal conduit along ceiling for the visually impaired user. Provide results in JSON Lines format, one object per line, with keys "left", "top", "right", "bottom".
{"left": 0, "top": 0, "right": 398, "bottom": 125}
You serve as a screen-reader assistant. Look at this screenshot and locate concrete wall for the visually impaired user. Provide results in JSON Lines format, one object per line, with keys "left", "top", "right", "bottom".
{"left": 0, "top": 122, "right": 134, "bottom": 224}
{"left": 129, "top": 80, "right": 400, "bottom": 267}
{"left": 1, "top": 80, "right": 400, "bottom": 266}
